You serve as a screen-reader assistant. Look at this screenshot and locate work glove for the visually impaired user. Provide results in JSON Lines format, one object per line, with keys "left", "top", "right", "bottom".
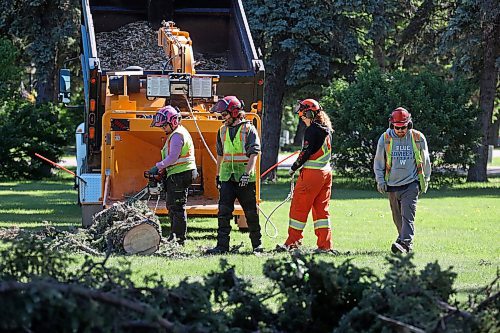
{"left": 288, "top": 168, "right": 295, "bottom": 176}
{"left": 149, "top": 166, "right": 159, "bottom": 176}
{"left": 216, "top": 175, "right": 221, "bottom": 189}
{"left": 239, "top": 172, "right": 250, "bottom": 187}
{"left": 377, "top": 182, "right": 387, "bottom": 194}
{"left": 422, "top": 179, "right": 430, "bottom": 194}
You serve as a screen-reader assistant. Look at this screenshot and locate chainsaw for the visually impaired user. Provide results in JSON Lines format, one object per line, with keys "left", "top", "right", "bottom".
{"left": 128, "top": 169, "right": 166, "bottom": 206}
{"left": 143, "top": 169, "right": 165, "bottom": 196}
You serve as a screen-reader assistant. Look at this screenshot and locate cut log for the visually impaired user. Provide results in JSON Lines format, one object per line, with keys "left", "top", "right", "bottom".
{"left": 122, "top": 222, "right": 161, "bottom": 255}
{"left": 91, "top": 201, "right": 162, "bottom": 255}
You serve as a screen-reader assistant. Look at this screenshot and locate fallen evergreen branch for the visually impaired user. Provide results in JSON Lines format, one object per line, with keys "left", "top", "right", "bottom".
{"left": 0, "top": 280, "right": 176, "bottom": 331}
{"left": 0, "top": 237, "right": 497, "bottom": 332}
{"left": 0, "top": 201, "right": 165, "bottom": 256}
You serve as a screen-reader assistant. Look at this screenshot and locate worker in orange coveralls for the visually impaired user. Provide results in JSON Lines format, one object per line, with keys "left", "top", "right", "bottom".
{"left": 276, "top": 99, "right": 336, "bottom": 254}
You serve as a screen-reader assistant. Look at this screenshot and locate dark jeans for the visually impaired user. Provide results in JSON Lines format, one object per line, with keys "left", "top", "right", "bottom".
{"left": 163, "top": 169, "right": 195, "bottom": 243}
{"left": 217, "top": 181, "right": 261, "bottom": 250}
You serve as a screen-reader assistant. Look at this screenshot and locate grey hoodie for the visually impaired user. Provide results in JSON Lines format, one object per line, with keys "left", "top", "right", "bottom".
{"left": 373, "top": 128, "right": 431, "bottom": 187}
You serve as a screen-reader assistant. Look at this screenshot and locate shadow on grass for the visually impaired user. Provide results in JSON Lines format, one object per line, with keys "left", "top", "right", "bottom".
{"left": 0, "top": 180, "right": 74, "bottom": 192}
{"left": 159, "top": 225, "right": 218, "bottom": 241}
{"left": 261, "top": 176, "right": 500, "bottom": 201}
{"left": 455, "top": 286, "right": 492, "bottom": 296}
{"left": 0, "top": 190, "right": 79, "bottom": 225}
{"left": 2, "top": 175, "right": 498, "bottom": 229}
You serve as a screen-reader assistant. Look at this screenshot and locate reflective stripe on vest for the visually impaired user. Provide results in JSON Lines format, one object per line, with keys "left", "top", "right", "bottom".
{"left": 161, "top": 126, "right": 196, "bottom": 176}
{"left": 303, "top": 135, "right": 332, "bottom": 170}
{"left": 313, "top": 218, "right": 331, "bottom": 230}
{"left": 384, "top": 130, "right": 426, "bottom": 191}
{"left": 219, "top": 122, "right": 256, "bottom": 182}
{"left": 289, "top": 218, "right": 306, "bottom": 230}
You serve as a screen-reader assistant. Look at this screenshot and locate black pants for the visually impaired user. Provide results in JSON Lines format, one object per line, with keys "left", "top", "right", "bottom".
{"left": 217, "top": 181, "right": 261, "bottom": 250}
{"left": 163, "top": 169, "right": 195, "bottom": 243}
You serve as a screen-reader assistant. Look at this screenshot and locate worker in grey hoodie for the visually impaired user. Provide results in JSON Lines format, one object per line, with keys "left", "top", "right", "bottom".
{"left": 373, "top": 107, "right": 431, "bottom": 253}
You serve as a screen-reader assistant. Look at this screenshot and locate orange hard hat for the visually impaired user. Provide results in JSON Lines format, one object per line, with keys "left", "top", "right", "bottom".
{"left": 295, "top": 99, "right": 321, "bottom": 118}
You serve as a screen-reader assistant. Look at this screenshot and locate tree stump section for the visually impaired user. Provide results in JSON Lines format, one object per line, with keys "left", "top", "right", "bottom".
{"left": 122, "top": 222, "right": 161, "bottom": 255}
{"left": 91, "top": 201, "right": 162, "bottom": 255}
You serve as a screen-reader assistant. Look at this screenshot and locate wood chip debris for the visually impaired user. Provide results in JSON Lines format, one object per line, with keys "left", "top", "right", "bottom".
{"left": 95, "top": 21, "right": 228, "bottom": 71}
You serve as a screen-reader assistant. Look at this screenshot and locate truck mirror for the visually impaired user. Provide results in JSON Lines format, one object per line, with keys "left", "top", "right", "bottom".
{"left": 59, "top": 68, "right": 71, "bottom": 104}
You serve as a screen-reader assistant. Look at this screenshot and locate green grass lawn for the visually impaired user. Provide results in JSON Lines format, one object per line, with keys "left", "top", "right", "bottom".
{"left": 0, "top": 172, "right": 498, "bottom": 302}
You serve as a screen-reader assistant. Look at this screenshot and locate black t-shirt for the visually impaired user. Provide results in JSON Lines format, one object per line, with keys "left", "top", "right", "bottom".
{"left": 291, "top": 122, "right": 331, "bottom": 171}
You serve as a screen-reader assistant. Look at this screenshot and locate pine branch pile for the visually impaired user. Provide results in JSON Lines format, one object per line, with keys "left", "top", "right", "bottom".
{"left": 0, "top": 238, "right": 497, "bottom": 333}
{"left": 0, "top": 201, "right": 166, "bottom": 256}
{"left": 96, "top": 21, "right": 228, "bottom": 71}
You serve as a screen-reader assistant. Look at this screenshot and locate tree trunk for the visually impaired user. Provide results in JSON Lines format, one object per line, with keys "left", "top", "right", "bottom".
{"left": 467, "top": 1, "right": 499, "bottom": 182}
{"left": 35, "top": 61, "right": 57, "bottom": 104}
{"left": 261, "top": 59, "right": 288, "bottom": 181}
{"left": 372, "top": 0, "right": 386, "bottom": 69}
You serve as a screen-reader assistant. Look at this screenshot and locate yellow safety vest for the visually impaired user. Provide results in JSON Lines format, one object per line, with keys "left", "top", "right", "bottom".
{"left": 219, "top": 122, "right": 256, "bottom": 182}
{"left": 303, "top": 135, "right": 332, "bottom": 170}
{"left": 161, "top": 125, "right": 196, "bottom": 176}
{"left": 384, "top": 129, "right": 427, "bottom": 192}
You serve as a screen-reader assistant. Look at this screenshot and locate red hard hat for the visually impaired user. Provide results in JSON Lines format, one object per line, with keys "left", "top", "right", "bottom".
{"left": 389, "top": 107, "right": 412, "bottom": 126}
{"left": 295, "top": 99, "right": 321, "bottom": 118}
{"left": 210, "top": 96, "right": 244, "bottom": 118}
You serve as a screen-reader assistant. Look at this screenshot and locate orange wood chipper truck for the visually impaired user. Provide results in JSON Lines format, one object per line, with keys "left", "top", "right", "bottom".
{"left": 63, "top": 0, "right": 265, "bottom": 226}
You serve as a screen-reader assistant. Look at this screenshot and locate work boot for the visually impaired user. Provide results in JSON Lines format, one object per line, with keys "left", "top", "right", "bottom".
{"left": 274, "top": 244, "right": 296, "bottom": 253}
{"left": 391, "top": 241, "right": 408, "bottom": 254}
{"left": 253, "top": 245, "right": 264, "bottom": 254}
{"left": 205, "top": 245, "right": 229, "bottom": 255}
{"left": 166, "top": 234, "right": 184, "bottom": 246}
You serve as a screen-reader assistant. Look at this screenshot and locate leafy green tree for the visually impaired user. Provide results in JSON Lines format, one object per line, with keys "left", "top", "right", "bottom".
{"left": 0, "top": 0, "right": 80, "bottom": 104}
{"left": 0, "top": 101, "right": 67, "bottom": 179}
{"left": 244, "top": 0, "right": 362, "bottom": 179}
{"left": 359, "top": 0, "right": 499, "bottom": 181}
{"left": 0, "top": 37, "right": 23, "bottom": 101}
{"left": 322, "top": 67, "right": 481, "bottom": 177}
{"left": 365, "top": 0, "right": 449, "bottom": 71}
{"left": 440, "top": 0, "right": 499, "bottom": 181}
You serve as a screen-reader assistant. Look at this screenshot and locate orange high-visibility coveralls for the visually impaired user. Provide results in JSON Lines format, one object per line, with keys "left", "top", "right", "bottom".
{"left": 285, "top": 135, "right": 332, "bottom": 250}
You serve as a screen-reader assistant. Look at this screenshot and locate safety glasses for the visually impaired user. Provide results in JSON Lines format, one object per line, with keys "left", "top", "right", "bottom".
{"left": 151, "top": 113, "right": 166, "bottom": 127}
{"left": 394, "top": 125, "right": 408, "bottom": 130}
{"left": 294, "top": 101, "right": 304, "bottom": 114}
{"left": 210, "top": 99, "right": 230, "bottom": 113}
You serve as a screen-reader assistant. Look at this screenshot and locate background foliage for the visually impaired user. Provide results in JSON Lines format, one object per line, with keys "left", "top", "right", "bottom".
{"left": 0, "top": 0, "right": 81, "bottom": 104}
{"left": 0, "top": 37, "right": 22, "bottom": 101}
{"left": 322, "top": 67, "right": 481, "bottom": 176}
{"left": 244, "top": 0, "right": 362, "bottom": 179}
{"left": 0, "top": 101, "right": 68, "bottom": 179}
